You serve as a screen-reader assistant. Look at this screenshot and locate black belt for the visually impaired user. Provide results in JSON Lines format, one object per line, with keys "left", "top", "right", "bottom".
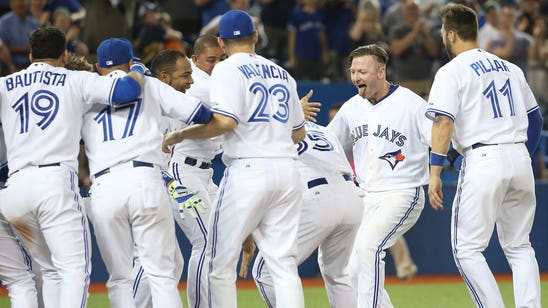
{"left": 472, "top": 142, "right": 522, "bottom": 149}
{"left": 184, "top": 157, "right": 211, "bottom": 169}
{"left": 12, "top": 162, "right": 61, "bottom": 175}
{"left": 94, "top": 160, "right": 154, "bottom": 179}
{"left": 307, "top": 174, "right": 353, "bottom": 189}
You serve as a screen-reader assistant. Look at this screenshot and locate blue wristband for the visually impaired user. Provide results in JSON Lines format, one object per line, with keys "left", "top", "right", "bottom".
{"left": 430, "top": 151, "right": 447, "bottom": 166}
{"left": 130, "top": 63, "right": 146, "bottom": 75}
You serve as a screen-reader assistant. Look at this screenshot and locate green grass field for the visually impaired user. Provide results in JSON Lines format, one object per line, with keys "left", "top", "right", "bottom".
{"left": 1, "top": 281, "right": 547, "bottom": 307}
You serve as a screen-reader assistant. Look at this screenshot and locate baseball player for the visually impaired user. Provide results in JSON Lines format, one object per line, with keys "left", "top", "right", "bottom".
{"left": 131, "top": 43, "right": 223, "bottom": 308}
{"left": 328, "top": 44, "right": 431, "bottom": 308}
{"left": 0, "top": 124, "right": 38, "bottom": 308}
{"left": 163, "top": 10, "right": 307, "bottom": 308}
{"left": 0, "top": 27, "right": 145, "bottom": 308}
{"left": 426, "top": 4, "right": 543, "bottom": 307}
{"left": 253, "top": 118, "right": 363, "bottom": 308}
{"left": 81, "top": 37, "right": 212, "bottom": 308}
{"left": 162, "top": 36, "right": 224, "bottom": 308}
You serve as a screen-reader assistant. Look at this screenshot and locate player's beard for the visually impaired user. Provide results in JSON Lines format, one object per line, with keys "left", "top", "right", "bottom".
{"left": 443, "top": 34, "right": 455, "bottom": 60}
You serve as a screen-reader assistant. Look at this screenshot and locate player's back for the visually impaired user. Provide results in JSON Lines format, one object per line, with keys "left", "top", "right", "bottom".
{"left": 297, "top": 122, "right": 353, "bottom": 180}
{"left": 82, "top": 73, "right": 202, "bottom": 175}
{"left": 209, "top": 53, "right": 305, "bottom": 164}
{"left": 428, "top": 49, "right": 536, "bottom": 152}
{"left": 0, "top": 63, "right": 114, "bottom": 173}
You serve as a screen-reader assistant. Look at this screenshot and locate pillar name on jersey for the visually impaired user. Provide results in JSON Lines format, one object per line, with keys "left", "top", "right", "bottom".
{"left": 237, "top": 63, "right": 289, "bottom": 82}
{"left": 469, "top": 58, "right": 509, "bottom": 77}
{"left": 351, "top": 124, "right": 407, "bottom": 146}
{"left": 5, "top": 71, "right": 67, "bottom": 91}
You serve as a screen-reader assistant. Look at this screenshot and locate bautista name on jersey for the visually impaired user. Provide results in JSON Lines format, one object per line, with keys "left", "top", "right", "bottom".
{"left": 5, "top": 70, "right": 67, "bottom": 91}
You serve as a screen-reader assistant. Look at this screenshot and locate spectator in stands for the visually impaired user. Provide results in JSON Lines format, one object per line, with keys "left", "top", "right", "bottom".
{"left": 193, "top": 0, "right": 229, "bottom": 27}
{"left": 381, "top": 0, "right": 406, "bottom": 39}
{"left": 0, "top": 0, "right": 40, "bottom": 70}
{"left": 81, "top": 0, "right": 134, "bottom": 51}
{"left": 29, "top": 0, "right": 47, "bottom": 26}
{"left": 134, "top": 1, "right": 183, "bottom": 65}
{"left": 349, "top": 1, "right": 388, "bottom": 50}
{"left": 478, "top": 0, "right": 502, "bottom": 50}
{"left": 288, "top": 0, "right": 330, "bottom": 80}
{"left": 323, "top": 0, "right": 355, "bottom": 81}
{"left": 529, "top": 15, "right": 548, "bottom": 113}
{"left": 0, "top": 38, "right": 16, "bottom": 76}
{"left": 42, "top": 0, "right": 86, "bottom": 24}
{"left": 389, "top": 0, "right": 438, "bottom": 98}
{"left": 259, "top": 0, "right": 295, "bottom": 66}
{"left": 200, "top": 0, "right": 268, "bottom": 51}
{"left": 489, "top": 5, "right": 534, "bottom": 76}
{"left": 52, "top": 7, "right": 89, "bottom": 56}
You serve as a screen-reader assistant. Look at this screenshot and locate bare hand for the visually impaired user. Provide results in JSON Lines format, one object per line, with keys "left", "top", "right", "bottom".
{"left": 428, "top": 176, "right": 444, "bottom": 211}
{"left": 162, "top": 132, "right": 179, "bottom": 153}
{"left": 239, "top": 235, "right": 256, "bottom": 278}
{"left": 300, "top": 89, "right": 321, "bottom": 122}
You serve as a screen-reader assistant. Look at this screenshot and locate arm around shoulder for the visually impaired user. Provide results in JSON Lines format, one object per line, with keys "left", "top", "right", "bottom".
{"left": 111, "top": 72, "right": 144, "bottom": 105}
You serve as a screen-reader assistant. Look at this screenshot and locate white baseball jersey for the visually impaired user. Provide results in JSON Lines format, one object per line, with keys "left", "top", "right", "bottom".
{"left": 328, "top": 85, "right": 431, "bottom": 192}
{"left": 253, "top": 121, "right": 363, "bottom": 308}
{"left": 0, "top": 124, "right": 6, "bottom": 170}
{"left": 297, "top": 121, "right": 354, "bottom": 181}
{"left": 82, "top": 73, "right": 205, "bottom": 175}
{"left": 0, "top": 62, "right": 126, "bottom": 174}
{"left": 209, "top": 52, "right": 306, "bottom": 165}
{"left": 427, "top": 48, "right": 540, "bottom": 308}
{"left": 170, "top": 60, "right": 222, "bottom": 163}
{"left": 426, "top": 48, "right": 538, "bottom": 154}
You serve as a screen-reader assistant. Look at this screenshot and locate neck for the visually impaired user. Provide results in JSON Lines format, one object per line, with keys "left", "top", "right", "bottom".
{"left": 453, "top": 40, "right": 479, "bottom": 56}
{"left": 370, "top": 81, "right": 391, "bottom": 103}
{"left": 227, "top": 45, "right": 254, "bottom": 56}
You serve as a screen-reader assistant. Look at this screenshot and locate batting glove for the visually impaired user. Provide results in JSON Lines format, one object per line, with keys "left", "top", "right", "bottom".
{"left": 161, "top": 170, "right": 206, "bottom": 219}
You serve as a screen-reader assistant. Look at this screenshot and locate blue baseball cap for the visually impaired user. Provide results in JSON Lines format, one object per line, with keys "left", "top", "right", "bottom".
{"left": 97, "top": 38, "right": 140, "bottom": 68}
{"left": 218, "top": 10, "right": 256, "bottom": 39}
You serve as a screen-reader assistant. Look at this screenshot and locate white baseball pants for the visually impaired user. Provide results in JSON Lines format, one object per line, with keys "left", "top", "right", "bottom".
{"left": 453, "top": 143, "right": 540, "bottom": 308}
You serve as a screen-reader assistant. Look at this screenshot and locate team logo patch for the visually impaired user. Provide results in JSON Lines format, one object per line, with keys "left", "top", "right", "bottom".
{"left": 233, "top": 30, "right": 240, "bottom": 35}
{"left": 379, "top": 149, "right": 405, "bottom": 170}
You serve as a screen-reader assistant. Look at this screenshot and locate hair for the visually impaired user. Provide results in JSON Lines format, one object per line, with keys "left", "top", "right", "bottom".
{"left": 193, "top": 34, "right": 219, "bottom": 56}
{"left": 150, "top": 49, "right": 187, "bottom": 77}
{"left": 221, "top": 33, "right": 255, "bottom": 48}
{"left": 347, "top": 44, "right": 389, "bottom": 68}
{"left": 440, "top": 3, "right": 478, "bottom": 42}
{"left": 29, "top": 27, "right": 66, "bottom": 60}
{"left": 65, "top": 54, "right": 94, "bottom": 72}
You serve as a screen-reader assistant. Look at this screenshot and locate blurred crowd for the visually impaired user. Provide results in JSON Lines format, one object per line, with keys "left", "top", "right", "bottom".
{"left": 0, "top": 0, "right": 546, "bottom": 113}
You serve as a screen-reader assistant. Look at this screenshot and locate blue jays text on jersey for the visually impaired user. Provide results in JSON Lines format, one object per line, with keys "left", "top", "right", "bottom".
{"left": 237, "top": 63, "right": 289, "bottom": 82}
{"left": 351, "top": 124, "right": 407, "bottom": 147}
{"left": 469, "top": 56, "right": 509, "bottom": 77}
{"left": 5, "top": 70, "right": 67, "bottom": 91}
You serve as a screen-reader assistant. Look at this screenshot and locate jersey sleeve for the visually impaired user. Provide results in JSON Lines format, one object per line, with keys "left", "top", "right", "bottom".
{"left": 78, "top": 71, "right": 124, "bottom": 106}
{"left": 415, "top": 101, "right": 432, "bottom": 147}
{"left": 156, "top": 80, "right": 208, "bottom": 125}
{"left": 289, "top": 79, "right": 306, "bottom": 130}
{"left": 426, "top": 66, "right": 459, "bottom": 121}
{"left": 511, "top": 62, "right": 539, "bottom": 113}
{"left": 209, "top": 64, "right": 242, "bottom": 123}
{"left": 327, "top": 105, "right": 352, "bottom": 155}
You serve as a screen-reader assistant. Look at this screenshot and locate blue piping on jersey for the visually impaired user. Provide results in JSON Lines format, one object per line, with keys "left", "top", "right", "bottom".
{"left": 425, "top": 108, "right": 456, "bottom": 121}
{"left": 293, "top": 119, "right": 306, "bottom": 130}
{"left": 189, "top": 103, "right": 213, "bottom": 125}
{"left": 207, "top": 168, "right": 229, "bottom": 308}
{"left": 370, "top": 84, "right": 399, "bottom": 105}
{"left": 255, "top": 256, "right": 275, "bottom": 308}
{"left": 211, "top": 109, "right": 240, "bottom": 124}
{"left": 70, "top": 171, "right": 91, "bottom": 308}
{"left": 372, "top": 187, "right": 419, "bottom": 308}
{"left": 452, "top": 158, "right": 484, "bottom": 308}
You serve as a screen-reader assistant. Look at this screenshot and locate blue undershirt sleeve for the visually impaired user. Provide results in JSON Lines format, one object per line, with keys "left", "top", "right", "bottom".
{"left": 526, "top": 108, "right": 543, "bottom": 156}
{"left": 111, "top": 76, "right": 141, "bottom": 106}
